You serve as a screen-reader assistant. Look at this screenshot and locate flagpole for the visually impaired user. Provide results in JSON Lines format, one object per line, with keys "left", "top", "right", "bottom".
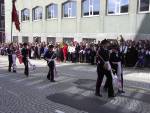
{"left": 11, "top": 17, "right": 13, "bottom": 43}
{"left": 11, "top": 1, "right": 13, "bottom": 43}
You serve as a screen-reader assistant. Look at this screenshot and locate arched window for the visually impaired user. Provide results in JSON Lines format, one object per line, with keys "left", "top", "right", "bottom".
{"left": 62, "top": 0, "right": 76, "bottom": 18}
{"left": 82, "top": 0, "right": 100, "bottom": 17}
{"left": 21, "top": 8, "right": 30, "bottom": 21}
{"left": 107, "top": 0, "right": 129, "bottom": 15}
{"left": 46, "top": 3, "right": 58, "bottom": 19}
{"left": 32, "top": 6, "right": 43, "bottom": 20}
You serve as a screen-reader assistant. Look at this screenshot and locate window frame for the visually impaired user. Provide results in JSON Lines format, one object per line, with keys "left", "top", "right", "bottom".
{"left": 107, "top": 0, "right": 129, "bottom": 16}
{"left": 82, "top": 0, "right": 100, "bottom": 17}
{"left": 46, "top": 3, "right": 58, "bottom": 20}
{"left": 62, "top": 0, "right": 77, "bottom": 18}
{"left": 138, "top": 0, "right": 150, "bottom": 14}
{"left": 21, "top": 8, "right": 30, "bottom": 22}
{"left": 1, "top": 4, "right": 4, "bottom": 16}
{"left": 32, "top": 6, "right": 43, "bottom": 21}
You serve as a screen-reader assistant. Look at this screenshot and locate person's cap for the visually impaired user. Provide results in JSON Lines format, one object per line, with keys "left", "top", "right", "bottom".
{"left": 23, "top": 43, "right": 27, "bottom": 46}
{"left": 101, "top": 39, "right": 110, "bottom": 45}
{"left": 48, "top": 44, "right": 54, "bottom": 48}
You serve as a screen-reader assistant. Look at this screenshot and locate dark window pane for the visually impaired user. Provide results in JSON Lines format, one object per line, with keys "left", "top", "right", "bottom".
{"left": 140, "top": 0, "right": 149, "bottom": 12}
{"left": 120, "top": 0, "right": 129, "bottom": 13}
{"left": 63, "top": 2, "right": 69, "bottom": 17}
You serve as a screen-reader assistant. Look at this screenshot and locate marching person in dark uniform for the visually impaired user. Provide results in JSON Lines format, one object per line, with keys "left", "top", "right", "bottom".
{"left": 21, "top": 43, "right": 29, "bottom": 77}
{"left": 44, "top": 44, "right": 56, "bottom": 82}
{"left": 7, "top": 43, "right": 13, "bottom": 72}
{"left": 109, "top": 44, "right": 125, "bottom": 94}
{"left": 119, "top": 36, "right": 126, "bottom": 93}
{"left": 95, "top": 39, "right": 115, "bottom": 98}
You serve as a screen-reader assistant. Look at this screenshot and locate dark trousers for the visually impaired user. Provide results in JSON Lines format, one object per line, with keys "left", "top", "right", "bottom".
{"left": 22, "top": 57, "right": 29, "bottom": 76}
{"left": 121, "top": 73, "right": 124, "bottom": 90}
{"left": 96, "top": 65, "right": 114, "bottom": 97}
{"left": 79, "top": 53, "right": 84, "bottom": 63}
{"left": 47, "top": 61, "right": 54, "bottom": 81}
{"left": 8, "top": 55, "right": 12, "bottom": 71}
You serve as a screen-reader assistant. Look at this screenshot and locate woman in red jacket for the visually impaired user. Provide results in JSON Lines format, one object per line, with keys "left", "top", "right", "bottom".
{"left": 63, "top": 43, "right": 68, "bottom": 63}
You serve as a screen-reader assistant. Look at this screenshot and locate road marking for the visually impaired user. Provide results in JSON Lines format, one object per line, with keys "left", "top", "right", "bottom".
{"left": 55, "top": 110, "right": 65, "bottom": 113}
{"left": 26, "top": 79, "right": 44, "bottom": 86}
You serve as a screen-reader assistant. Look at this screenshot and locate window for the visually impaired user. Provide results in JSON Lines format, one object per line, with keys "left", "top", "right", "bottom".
{"left": 0, "top": 20, "right": 4, "bottom": 29}
{"left": 83, "top": 38, "right": 96, "bottom": 43}
{"left": 107, "top": 0, "right": 129, "bottom": 15}
{"left": 0, "top": 32, "right": 5, "bottom": 43}
{"left": 13, "top": 36, "right": 18, "bottom": 43}
{"left": 47, "top": 37, "right": 56, "bottom": 44}
{"left": 139, "top": 0, "right": 150, "bottom": 12}
{"left": 32, "top": 6, "right": 43, "bottom": 20}
{"left": 1, "top": 4, "right": 4, "bottom": 16}
{"left": 63, "top": 38, "right": 74, "bottom": 43}
{"left": 82, "top": 0, "right": 100, "bottom": 16}
{"left": 46, "top": 4, "right": 58, "bottom": 19}
{"left": 21, "top": 9, "right": 30, "bottom": 21}
{"left": 62, "top": 1, "right": 76, "bottom": 18}
{"left": 33, "top": 37, "right": 41, "bottom": 43}
{"left": 22, "top": 36, "right": 29, "bottom": 43}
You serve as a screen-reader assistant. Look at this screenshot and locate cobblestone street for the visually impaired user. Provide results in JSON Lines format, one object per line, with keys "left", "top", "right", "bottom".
{"left": 0, "top": 56, "right": 150, "bottom": 113}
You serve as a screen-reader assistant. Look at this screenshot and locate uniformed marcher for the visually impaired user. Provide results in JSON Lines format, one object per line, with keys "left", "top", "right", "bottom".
{"left": 21, "top": 43, "right": 29, "bottom": 77}
{"left": 109, "top": 44, "right": 124, "bottom": 93}
{"left": 95, "top": 39, "right": 115, "bottom": 98}
{"left": 44, "top": 44, "right": 56, "bottom": 82}
{"left": 7, "top": 43, "right": 13, "bottom": 72}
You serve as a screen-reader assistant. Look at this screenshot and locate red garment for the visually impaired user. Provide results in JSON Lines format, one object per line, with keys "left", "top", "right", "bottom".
{"left": 63, "top": 44, "right": 68, "bottom": 59}
{"left": 12, "top": 0, "right": 20, "bottom": 31}
{"left": 16, "top": 50, "right": 22, "bottom": 64}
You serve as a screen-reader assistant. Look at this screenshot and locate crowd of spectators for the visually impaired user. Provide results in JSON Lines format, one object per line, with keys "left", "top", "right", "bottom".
{"left": 0, "top": 39, "right": 150, "bottom": 68}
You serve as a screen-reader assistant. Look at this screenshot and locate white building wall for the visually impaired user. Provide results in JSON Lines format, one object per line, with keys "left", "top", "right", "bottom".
{"left": 5, "top": 0, "right": 150, "bottom": 43}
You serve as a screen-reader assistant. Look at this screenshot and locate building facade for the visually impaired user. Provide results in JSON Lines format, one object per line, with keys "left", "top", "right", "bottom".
{"left": 0, "top": 0, "right": 5, "bottom": 43}
{"left": 5, "top": 0, "right": 150, "bottom": 43}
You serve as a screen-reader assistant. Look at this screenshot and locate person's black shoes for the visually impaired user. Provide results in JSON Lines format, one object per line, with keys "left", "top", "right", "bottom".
{"left": 108, "top": 95, "right": 116, "bottom": 98}
{"left": 51, "top": 80, "right": 56, "bottom": 82}
{"left": 95, "top": 93, "right": 102, "bottom": 97}
{"left": 47, "top": 77, "right": 50, "bottom": 80}
{"left": 117, "top": 90, "right": 125, "bottom": 94}
{"left": 103, "top": 87, "right": 108, "bottom": 92}
{"left": 13, "top": 70, "right": 16, "bottom": 73}
{"left": 25, "top": 72, "right": 29, "bottom": 77}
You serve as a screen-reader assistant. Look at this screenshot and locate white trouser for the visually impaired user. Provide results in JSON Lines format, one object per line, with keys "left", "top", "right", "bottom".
{"left": 12, "top": 54, "right": 17, "bottom": 71}
{"left": 117, "top": 62, "right": 122, "bottom": 89}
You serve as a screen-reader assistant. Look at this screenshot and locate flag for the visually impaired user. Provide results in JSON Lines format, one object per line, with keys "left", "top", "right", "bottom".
{"left": 16, "top": 50, "right": 22, "bottom": 64}
{"left": 12, "top": 0, "right": 20, "bottom": 31}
